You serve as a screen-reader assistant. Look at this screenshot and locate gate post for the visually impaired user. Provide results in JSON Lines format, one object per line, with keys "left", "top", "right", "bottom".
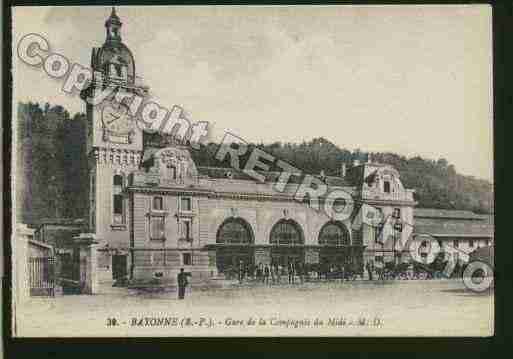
{"left": 14, "top": 224, "right": 32, "bottom": 304}
{"left": 73, "top": 233, "right": 99, "bottom": 294}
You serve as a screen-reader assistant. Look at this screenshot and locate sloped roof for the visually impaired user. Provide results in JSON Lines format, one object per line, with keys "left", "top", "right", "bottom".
{"left": 414, "top": 208, "right": 484, "bottom": 220}
{"left": 197, "top": 166, "right": 262, "bottom": 181}
{"left": 414, "top": 220, "right": 493, "bottom": 238}
{"left": 476, "top": 214, "right": 494, "bottom": 225}
{"left": 197, "top": 166, "right": 351, "bottom": 186}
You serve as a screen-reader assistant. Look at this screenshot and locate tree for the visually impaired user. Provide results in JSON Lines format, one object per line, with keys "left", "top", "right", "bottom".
{"left": 17, "top": 102, "right": 89, "bottom": 226}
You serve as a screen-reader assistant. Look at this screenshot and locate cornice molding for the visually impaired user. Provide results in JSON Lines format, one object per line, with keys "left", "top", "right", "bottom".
{"left": 90, "top": 147, "right": 142, "bottom": 167}
{"left": 126, "top": 185, "right": 298, "bottom": 203}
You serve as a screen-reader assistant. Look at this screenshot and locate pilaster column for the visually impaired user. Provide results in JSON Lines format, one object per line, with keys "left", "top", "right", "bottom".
{"left": 73, "top": 233, "right": 99, "bottom": 294}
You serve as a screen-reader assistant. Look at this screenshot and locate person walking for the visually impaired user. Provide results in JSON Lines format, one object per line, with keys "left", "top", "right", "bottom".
{"left": 177, "top": 268, "right": 189, "bottom": 300}
{"left": 276, "top": 264, "right": 282, "bottom": 284}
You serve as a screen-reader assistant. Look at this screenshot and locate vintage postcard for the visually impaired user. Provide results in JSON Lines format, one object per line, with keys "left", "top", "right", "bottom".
{"left": 10, "top": 5, "right": 494, "bottom": 337}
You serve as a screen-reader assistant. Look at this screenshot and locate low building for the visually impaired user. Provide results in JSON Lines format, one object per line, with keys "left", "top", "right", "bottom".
{"left": 413, "top": 208, "right": 494, "bottom": 264}
{"left": 34, "top": 218, "right": 87, "bottom": 253}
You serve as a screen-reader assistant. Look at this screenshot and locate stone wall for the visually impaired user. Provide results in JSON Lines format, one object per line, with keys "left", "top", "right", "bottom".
{"left": 13, "top": 225, "right": 33, "bottom": 306}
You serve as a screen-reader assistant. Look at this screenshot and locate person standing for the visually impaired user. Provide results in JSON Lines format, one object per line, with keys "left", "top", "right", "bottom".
{"left": 256, "top": 263, "right": 263, "bottom": 283}
{"left": 288, "top": 261, "right": 295, "bottom": 284}
{"left": 249, "top": 263, "right": 255, "bottom": 280}
{"left": 245, "top": 263, "right": 250, "bottom": 281}
{"left": 366, "top": 261, "right": 373, "bottom": 281}
{"left": 297, "top": 262, "right": 304, "bottom": 284}
{"left": 270, "top": 263, "right": 276, "bottom": 284}
{"left": 375, "top": 260, "right": 384, "bottom": 280}
{"left": 177, "top": 268, "right": 188, "bottom": 300}
{"left": 238, "top": 260, "right": 244, "bottom": 284}
{"left": 264, "top": 264, "right": 270, "bottom": 285}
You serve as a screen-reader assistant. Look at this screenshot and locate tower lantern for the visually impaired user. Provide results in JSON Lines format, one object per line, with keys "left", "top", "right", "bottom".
{"left": 105, "top": 7, "right": 122, "bottom": 42}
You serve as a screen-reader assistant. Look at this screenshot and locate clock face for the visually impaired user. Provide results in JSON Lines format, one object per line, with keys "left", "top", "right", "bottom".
{"left": 101, "top": 102, "right": 133, "bottom": 135}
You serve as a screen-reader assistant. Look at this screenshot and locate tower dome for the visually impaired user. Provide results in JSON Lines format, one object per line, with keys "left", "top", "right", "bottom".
{"left": 92, "top": 7, "right": 136, "bottom": 84}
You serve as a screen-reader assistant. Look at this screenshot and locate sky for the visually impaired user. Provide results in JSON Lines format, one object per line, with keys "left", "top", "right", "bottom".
{"left": 12, "top": 5, "right": 493, "bottom": 181}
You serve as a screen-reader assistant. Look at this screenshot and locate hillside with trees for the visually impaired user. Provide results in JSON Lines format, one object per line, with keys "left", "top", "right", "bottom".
{"left": 16, "top": 102, "right": 89, "bottom": 225}
{"left": 15, "top": 102, "right": 493, "bottom": 226}
{"left": 190, "top": 138, "right": 493, "bottom": 214}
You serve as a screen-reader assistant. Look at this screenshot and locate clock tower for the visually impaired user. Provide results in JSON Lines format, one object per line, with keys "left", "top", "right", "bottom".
{"left": 81, "top": 7, "right": 148, "bottom": 249}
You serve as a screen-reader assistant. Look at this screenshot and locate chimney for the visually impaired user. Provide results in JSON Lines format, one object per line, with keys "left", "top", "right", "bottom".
{"left": 340, "top": 163, "right": 347, "bottom": 178}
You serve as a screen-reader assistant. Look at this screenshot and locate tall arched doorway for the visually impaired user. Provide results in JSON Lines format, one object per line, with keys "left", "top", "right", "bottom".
{"left": 269, "top": 219, "right": 304, "bottom": 266}
{"left": 318, "top": 221, "right": 351, "bottom": 268}
{"left": 216, "top": 218, "right": 254, "bottom": 274}
{"left": 319, "top": 221, "right": 350, "bottom": 246}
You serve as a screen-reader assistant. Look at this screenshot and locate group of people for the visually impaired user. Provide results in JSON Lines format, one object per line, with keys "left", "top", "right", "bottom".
{"left": 365, "top": 259, "right": 421, "bottom": 280}
{"left": 365, "top": 260, "right": 396, "bottom": 280}
{"left": 234, "top": 260, "right": 364, "bottom": 284}
{"left": 238, "top": 261, "right": 305, "bottom": 285}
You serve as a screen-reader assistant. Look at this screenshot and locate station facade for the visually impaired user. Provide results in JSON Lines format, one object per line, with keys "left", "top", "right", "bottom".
{"left": 83, "top": 9, "right": 417, "bottom": 286}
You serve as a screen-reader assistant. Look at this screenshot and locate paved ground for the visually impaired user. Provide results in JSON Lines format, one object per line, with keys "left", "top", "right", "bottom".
{"left": 13, "top": 279, "right": 493, "bottom": 337}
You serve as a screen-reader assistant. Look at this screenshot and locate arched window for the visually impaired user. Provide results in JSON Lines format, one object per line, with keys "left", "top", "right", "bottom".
{"left": 216, "top": 218, "right": 254, "bottom": 244}
{"left": 318, "top": 221, "right": 350, "bottom": 246}
{"left": 270, "top": 219, "right": 304, "bottom": 245}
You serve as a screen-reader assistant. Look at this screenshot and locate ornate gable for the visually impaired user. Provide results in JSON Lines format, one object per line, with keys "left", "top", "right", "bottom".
{"left": 362, "top": 164, "right": 406, "bottom": 200}
{"left": 145, "top": 147, "right": 198, "bottom": 187}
